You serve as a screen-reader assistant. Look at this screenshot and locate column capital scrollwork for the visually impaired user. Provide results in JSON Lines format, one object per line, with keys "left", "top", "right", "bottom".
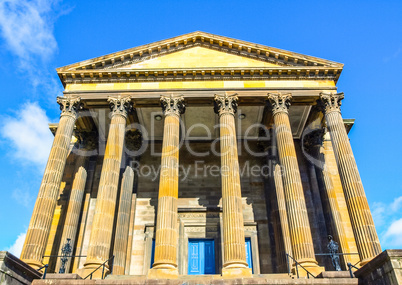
{"left": 267, "top": 92, "right": 292, "bottom": 115}
{"left": 108, "top": 96, "right": 133, "bottom": 118}
{"left": 319, "top": 92, "right": 344, "bottom": 114}
{"left": 160, "top": 95, "right": 186, "bottom": 117}
{"left": 213, "top": 94, "right": 238, "bottom": 117}
{"left": 57, "top": 96, "right": 81, "bottom": 118}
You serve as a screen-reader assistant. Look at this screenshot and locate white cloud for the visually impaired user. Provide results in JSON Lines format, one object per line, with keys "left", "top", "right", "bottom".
{"left": 383, "top": 219, "right": 402, "bottom": 248}
{"left": 5, "top": 232, "right": 26, "bottom": 257}
{"left": 372, "top": 196, "right": 402, "bottom": 249}
{"left": 372, "top": 201, "right": 386, "bottom": 227}
{"left": 1, "top": 102, "right": 53, "bottom": 170}
{"left": 390, "top": 196, "right": 402, "bottom": 212}
{"left": 0, "top": 0, "right": 68, "bottom": 95}
{"left": 0, "top": 0, "right": 58, "bottom": 62}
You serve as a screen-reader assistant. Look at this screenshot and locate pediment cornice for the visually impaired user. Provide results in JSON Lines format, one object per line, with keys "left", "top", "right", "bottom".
{"left": 57, "top": 31, "right": 343, "bottom": 86}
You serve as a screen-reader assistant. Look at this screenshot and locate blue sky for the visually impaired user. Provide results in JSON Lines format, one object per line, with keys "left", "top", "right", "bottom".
{"left": 0, "top": 0, "right": 401, "bottom": 256}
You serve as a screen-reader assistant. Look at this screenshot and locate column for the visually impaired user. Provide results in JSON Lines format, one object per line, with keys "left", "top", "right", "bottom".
{"left": 319, "top": 92, "right": 381, "bottom": 265}
{"left": 305, "top": 129, "right": 353, "bottom": 268}
{"left": 214, "top": 94, "right": 252, "bottom": 277}
{"left": 55, "top": 167, "right": 87, "bottom": 273}
{"left": 82, "top": 96, "right": 132, "bottom": 277}
{"left": 112, "top": 166, "right": 134, "bottom": 275}
{"left": 124, "top": 193, "right": 137, "bottom": 275}
{"left": 21, "top": 96, "right": 81, "bottom": 269}
{"left": 321, "top": 131, "right": 360, "bottom": 266}
{"left": 273, "top": 164, "right": 293, "bottom": 268}
{"left": 148, "top": 95, "right": 185, "bottom": 279}
{"left": 267, "top": 93, "right": 321, "bottom": 274}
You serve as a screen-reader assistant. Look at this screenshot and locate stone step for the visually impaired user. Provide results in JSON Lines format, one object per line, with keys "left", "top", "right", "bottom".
{"left": 33, "top": 274, "right": 360, "bottom": 285}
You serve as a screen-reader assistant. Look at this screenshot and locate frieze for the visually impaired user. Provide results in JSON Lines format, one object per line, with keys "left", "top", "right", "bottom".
{"left": 185, "top": 226, "right": 218, "bottom": 233}
{"left": 178, "top": 212, "right": 220, "bottom": 218}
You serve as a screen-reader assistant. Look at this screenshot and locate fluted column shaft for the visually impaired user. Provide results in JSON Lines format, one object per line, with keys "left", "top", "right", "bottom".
{"left": 150, "top": 96, "right": 185, "bottom": 278}
{"left": 268, "top": 93, "right": 318, "bottom": 267}
{"left": 21, "top": 96, "right": 81, "bottom": 269}
{"left": 124, "top": 193, "right": 137, "bottom": 274}
{"left": 55, "top": 167, "right": 87, "bottom": 272}
{"left": 320, "top": 92, "right": 381, "bottom": 264}
{"left": 273, "top": 164, "right": 293, "bottom": 263}
{"left": 113, "top": 166, "right": 134, "bottom": 275}
{"left": 84, "top": 96, "right": 132, "bottom": 274}
{"left": 321, "top": 134, "right": 359, "bottom": 265}
{"left": 214, "top": 94, "right": 251, "bottom": 278}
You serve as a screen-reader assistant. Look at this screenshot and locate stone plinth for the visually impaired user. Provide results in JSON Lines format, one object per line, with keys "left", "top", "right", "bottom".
{"left": 354, "top": 249, "right": 402, "bottom": 285}
{"left": 0, "top": 251, "right": 42, "bottom": 285}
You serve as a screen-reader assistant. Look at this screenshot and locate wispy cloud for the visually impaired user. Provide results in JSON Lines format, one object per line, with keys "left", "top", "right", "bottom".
{"left": 5, "top": 231, "right": 26, "bottom": 257}
{"left": 1, "top": 102, "right": 53, "bottom": 170}
{"left": 383, "top": 219, "right": 402, "bottom": 248}
{"left": 372, "top": 196, "right": 402, "bottom": 249}
{"left": 0, "top": 0, "right": 69, "bottom": 94}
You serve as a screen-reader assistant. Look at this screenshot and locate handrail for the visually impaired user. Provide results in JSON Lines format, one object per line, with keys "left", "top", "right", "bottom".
{"left": 347, "top": 262, "right": 360, "bottom": 278}
{"left": 37, "top": 264, "right": 48, "bottom": 279}
{"left": 84, "top": 255, "right": 114, "bottom": 280}
{"left": 286, "top": 253, "right": 316, "bottom": 279}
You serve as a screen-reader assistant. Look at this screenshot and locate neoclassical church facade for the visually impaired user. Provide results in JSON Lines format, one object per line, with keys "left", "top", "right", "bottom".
{"left": 20, "top": 32, "right": 382, "bottom": 280}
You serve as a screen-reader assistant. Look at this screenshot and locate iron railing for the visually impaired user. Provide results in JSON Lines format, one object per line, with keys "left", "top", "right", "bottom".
{"left": 286, "top": 253, "right": 316, "bottom": 279}
{"left": 37, "top": 264, "right": 48, "bottom": 279}
{"left": 347, "top": 262, "right": 360, "bottom": 278}
{"left": 84, "top": 255, "right": 114, "bottom": 280}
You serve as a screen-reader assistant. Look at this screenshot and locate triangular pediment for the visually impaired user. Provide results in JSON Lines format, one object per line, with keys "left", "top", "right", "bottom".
{"left": 115, "top": 46, "right": 281, "bottom": 69}
{"left": 57, "top": 31, "right": 343, "bottom": 85}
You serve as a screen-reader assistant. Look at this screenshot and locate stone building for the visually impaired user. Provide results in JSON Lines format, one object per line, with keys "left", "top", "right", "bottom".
{"left": 20, "top": 31, "right": 382, "bottom": 280}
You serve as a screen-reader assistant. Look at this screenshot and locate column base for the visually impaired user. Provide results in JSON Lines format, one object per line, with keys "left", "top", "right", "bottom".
{"left": 22, "top": 259, "right": 43, "bottom": 271}
{"left": 77, "top": 261, "right": 110, "bottom": 279}
{"left": 291, "top": 260, "right": 324, "bottom": 277}
{"left": 147, "top": 267, "right": 179, "bottom": 279}
{"left": 222, "top": 267, "right": 252, "bottom": 278}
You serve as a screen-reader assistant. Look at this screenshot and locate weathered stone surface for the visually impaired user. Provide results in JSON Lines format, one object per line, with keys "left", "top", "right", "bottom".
{"left": 354, "top": 249, "right": 402, "bottom": 285}
{"left": 0, "top": 251, "right": 42, "bottom": 285}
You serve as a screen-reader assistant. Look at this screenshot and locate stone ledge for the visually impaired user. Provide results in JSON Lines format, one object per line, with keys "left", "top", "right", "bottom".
{"left": 0, "top": 251, "right": 42, "bottom": 285}
{"left": 32, "top": 275, "right": 359, "bottom": 285}
{"left": 354, "top": 249, "right": 402, "bottom": 285}
{"left": 316, "top": 271, "right": 351, "bottom": 278}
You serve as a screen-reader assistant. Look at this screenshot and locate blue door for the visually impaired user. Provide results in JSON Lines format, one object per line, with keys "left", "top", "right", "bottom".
{"left": 150, "top": 239, "right": 155, "bottom": 268}
{"left": 188, "top": 239, "right": 215, "bottom": 275}
{"left": 245, "top": 238, "right": 253, "bottom": 273}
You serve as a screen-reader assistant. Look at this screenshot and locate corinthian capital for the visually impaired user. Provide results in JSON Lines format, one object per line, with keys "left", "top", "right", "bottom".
{"left": 267, "top": 92, "right": 292, "bottom": 115}
{"left": 213, "top": 94, "right": 238, "bottom": 117}
{"left": 57, "top": 96, "right": 81, "bottom": 118}
{"left": 160, "top": 95, "right": 185, "bottom": 117}
{"left": 319, "top": 92, "right": 344, "bottom": 114}
{"left": 108, "top": 96, "right": 133, "bottom": 118}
